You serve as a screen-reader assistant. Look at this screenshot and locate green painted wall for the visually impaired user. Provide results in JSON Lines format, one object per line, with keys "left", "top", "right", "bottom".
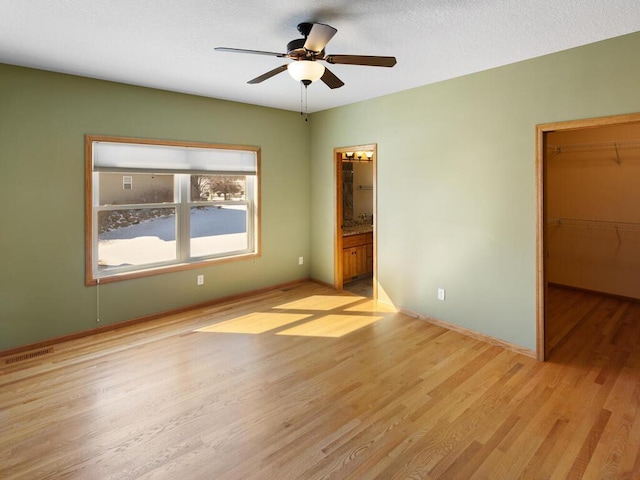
{"left": 4, "top": 31, "right": 640, "bottom": 354}
{"left": 0, "top": 64, "right": 311, "bottom": 351}
{"left": 310, "top": 32, "right": 640, "bottom": 351}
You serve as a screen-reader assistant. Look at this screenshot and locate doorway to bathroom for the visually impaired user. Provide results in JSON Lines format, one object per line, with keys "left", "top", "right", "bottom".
{"left": 334, "top": 144, "right": 377, "bottom": 299}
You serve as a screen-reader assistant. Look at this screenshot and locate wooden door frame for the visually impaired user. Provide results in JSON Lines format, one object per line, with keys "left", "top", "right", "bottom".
{"left": 334, "top": 144, "right": 377, "bottom": 299}
{"left": 535, "top": 112, "right": 640, "bottom": 361}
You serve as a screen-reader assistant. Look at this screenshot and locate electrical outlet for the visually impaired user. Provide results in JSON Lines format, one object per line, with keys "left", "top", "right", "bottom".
{"left": 437, "top": 288, "right": 446, "bottom": 301}
{"left": 298, "top": 256, "right": 304, "bottom": 265}
{"left": 197, "top": 274, "right": 204, "bottom": 286}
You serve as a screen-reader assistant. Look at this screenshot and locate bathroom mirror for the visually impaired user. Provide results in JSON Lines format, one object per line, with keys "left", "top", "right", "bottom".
{"left": 342, "top": 159, "right": 373, "bottom": 226}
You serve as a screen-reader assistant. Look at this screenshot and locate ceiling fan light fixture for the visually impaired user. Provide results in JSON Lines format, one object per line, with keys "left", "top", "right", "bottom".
{"left": 288, "top": 60, "right": 325, "bottom": 84}
{"left": 217, "top": 22, "right": 397, "bottom": 91}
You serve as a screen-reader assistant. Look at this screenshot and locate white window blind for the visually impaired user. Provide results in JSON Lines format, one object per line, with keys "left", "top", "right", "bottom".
{"left": 93, "top": 141, "right": 257, "bottom": 175}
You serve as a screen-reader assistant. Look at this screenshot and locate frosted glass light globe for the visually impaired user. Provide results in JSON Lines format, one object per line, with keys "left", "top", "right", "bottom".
{"left": 287, "top": 61, "right": 325, "bottom": 83}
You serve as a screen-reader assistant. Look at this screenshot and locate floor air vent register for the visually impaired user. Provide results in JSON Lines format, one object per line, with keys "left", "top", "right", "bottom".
{"left": 4, "top": 347, "right": 54, "bottom": 365}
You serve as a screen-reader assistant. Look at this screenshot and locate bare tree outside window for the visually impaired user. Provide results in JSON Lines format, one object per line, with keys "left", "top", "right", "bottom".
{"left": 211, "top": 176, "right": 244, "bottom": 200}
{"left": 191, "top": 175, "right": 210, "bottom": 201}
{"left": 191, "top": 175, "right": 245, "bottom": 201}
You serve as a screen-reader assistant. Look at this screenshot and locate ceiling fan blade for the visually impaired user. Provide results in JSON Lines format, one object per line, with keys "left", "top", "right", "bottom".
{"left": 304, "top": 23, "right": 337, "bottom": 53}
{"left": 324, "top": 55, "right": 397, "bottom": 67}
{"left": 320, "top": 67, "right": 344, "bottom": 89}
{"left": 215, "top": 47, "right": 286, "bottom": 58}
{"left": 247, "top": 64, "right": 289, "bottom": 84}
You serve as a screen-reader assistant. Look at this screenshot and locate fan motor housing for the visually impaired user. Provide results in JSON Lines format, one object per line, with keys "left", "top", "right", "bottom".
{"left": 287, "top": 38, "right": 324, "bottom": 60}
{"left": 286, "top": 38, "right": 307, "bottom": 59}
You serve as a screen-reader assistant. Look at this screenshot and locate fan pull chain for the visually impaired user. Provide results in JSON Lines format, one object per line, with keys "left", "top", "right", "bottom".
{"left": 300, "top": 81, "right": 304, "bottom": 118}
{"left": 299, "top": 81, "right": 309, "bottom": 122}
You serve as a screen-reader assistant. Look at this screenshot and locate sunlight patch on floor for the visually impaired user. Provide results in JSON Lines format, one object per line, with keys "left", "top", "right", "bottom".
{"left": 196, "top": 312, "right": 312, "bottom": 334}
{"left": 277, "top": 314, "right": 385, "bottom": 338}
{"left": 274, "top": 295, "right": 362, "bottom": 311}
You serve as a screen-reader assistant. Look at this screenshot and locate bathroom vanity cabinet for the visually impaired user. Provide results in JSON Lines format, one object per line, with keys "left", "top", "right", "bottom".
{"left": 342, "top": 232, "right": 373, "bottom": 281}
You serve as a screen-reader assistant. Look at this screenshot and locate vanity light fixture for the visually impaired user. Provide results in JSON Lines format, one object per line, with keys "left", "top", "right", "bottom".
{"left": 343, "top": 151, "right": 374, "bottom": 161}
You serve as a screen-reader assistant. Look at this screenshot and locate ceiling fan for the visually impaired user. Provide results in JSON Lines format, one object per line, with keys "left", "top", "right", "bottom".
{"left": 215, "top": 22, "right": 397, "bottom": 89}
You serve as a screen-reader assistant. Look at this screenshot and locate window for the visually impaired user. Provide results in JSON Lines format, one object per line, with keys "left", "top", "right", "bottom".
{"left": 85, "top": 136, "right": 260, "bottom": 284}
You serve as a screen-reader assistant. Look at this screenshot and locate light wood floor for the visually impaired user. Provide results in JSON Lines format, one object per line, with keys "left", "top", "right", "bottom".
{"left": 1, "top": 282, "right": 639, "bottom": 479}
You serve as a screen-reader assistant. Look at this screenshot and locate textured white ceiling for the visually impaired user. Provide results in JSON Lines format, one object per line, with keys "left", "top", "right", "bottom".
{"left": 1, "top": 0, "right": 639, "bottom": 113}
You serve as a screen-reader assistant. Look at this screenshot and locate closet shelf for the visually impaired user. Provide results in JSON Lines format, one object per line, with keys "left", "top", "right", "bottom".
{"left": 547, "top": 139, "right": 640, "bottom": 163}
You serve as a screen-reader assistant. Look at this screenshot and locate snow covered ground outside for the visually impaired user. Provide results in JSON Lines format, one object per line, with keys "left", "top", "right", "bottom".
{"left": 99, "top": 206, "right": 247, "bottom": 267}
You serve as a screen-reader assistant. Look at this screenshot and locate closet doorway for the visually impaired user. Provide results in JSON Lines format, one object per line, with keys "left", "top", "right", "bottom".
{"left": 334, "top": 144, "right": 377, "bottom": 299}
{"left": 537, "top": 113, "right": 640, "bottom": 360}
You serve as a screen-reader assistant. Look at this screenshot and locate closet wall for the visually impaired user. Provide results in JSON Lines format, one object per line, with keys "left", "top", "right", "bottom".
{"left": 546, "top": 122, "right": 640, "bottom": 299}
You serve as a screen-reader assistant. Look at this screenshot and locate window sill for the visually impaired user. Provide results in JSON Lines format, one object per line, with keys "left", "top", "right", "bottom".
{"left": 86, "top": 251, "right": 260, "bottom": 286}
